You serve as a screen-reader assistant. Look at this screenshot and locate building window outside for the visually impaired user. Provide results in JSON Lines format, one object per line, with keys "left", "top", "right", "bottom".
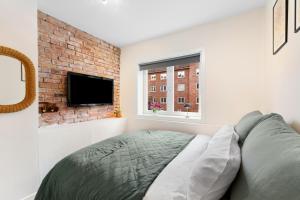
{"left": 150, "top": 74, "right": 156, "bottom": 81}
{"left": 160, "top": 73, "right": 167, "bottom": 80}
{"left": 160, "top": 85, "right": 167, "bottom": 92}
{"left": 177, "top": 71, "right": 185, "bottom": 78}
{"left": 160, "top": 97, "right": 167, "bottom": 104}
{"left": 141, "top": 53, "right": 202, "bottom": 117}
{"left": 177, "top": 84, "right": 185, "bottom": 92}
{"left": 150, "top": 85, "right": 156, "bottom": 92}
{"left": 196, "top": 68, "right": 200, "bottom": 76}
{"left": 178, "top": 97, "right": 185, "bottom": 104}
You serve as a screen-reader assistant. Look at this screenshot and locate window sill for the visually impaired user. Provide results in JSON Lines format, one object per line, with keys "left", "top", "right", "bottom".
{"left": 136, "top": 113, "right": 203, "bottom": 124}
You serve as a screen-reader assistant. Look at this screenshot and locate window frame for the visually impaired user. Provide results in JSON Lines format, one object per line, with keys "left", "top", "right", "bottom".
{"left": 160, "top": 85, "right": 167, "bottom": 92}
{"left": 137, "top": 50, "right": 205, "bottom": 121}
{"left": 160, "top": 97, "right": 167, "bottom": 104}
{"left": 150, "top": 74, "right": 156, "bottom": 81}
{"left": 177, "top": 84, "right": 185, "bottom": 92}
{"left": 196, "top": 68, "right": 200, "bottom": 76}
{"left": 177, "top": 97, "right": 185, "bottom": 104}
{"left": 149, "top": 85, "right": 156, "bottom": 92}
{"left": 160, "top": 73, "right": 167, "bottom": 80}
{"left": 177, "top": 71, "right": 185, "bottom": 78}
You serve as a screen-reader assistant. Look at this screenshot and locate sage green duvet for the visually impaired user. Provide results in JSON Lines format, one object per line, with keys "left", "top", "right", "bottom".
{"left": 35, "top": 130, "right": 194, "bottom": 200}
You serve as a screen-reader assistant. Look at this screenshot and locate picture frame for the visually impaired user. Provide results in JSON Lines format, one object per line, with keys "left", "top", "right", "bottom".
{"left": 296, "top": 0, "right": 300, "bottom": 33}
{"left": 273, "top": 0, "right": 288, "bottom": 55}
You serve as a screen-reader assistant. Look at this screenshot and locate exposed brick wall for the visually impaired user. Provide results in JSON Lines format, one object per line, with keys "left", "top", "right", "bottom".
{"left": 38, "top": 11, "right": 121, "bottom": 127}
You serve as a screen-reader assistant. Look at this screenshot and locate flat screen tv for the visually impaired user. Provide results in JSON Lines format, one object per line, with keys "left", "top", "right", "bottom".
{"left": 67, "top": 72, "right": 114, "bottom": 106}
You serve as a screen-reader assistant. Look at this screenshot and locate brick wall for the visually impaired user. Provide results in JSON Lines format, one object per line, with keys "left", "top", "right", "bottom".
{"left": 147, "top": 63, "right": 199, "bottom": 113}
{"left": 148, "top": 71, "right": 167, "bottom": 111}
{"left": 38, "top": 11, "right": 121, "bottom": 127}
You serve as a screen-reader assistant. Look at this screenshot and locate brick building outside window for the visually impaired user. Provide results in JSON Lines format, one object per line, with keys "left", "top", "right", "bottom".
{"left": 147, "top": 62, "right": 199, "bottom": 112}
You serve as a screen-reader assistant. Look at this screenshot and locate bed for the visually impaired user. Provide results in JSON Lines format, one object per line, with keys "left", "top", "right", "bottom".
{"left": 35, "top": 131, "right": 199, "bottom": 200}
{"left": 35, "top": 112, "right": 300, "bottom": 200}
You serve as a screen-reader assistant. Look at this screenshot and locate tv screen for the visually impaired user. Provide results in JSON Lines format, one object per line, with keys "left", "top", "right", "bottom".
{"left": 67, "top": 72, "right": 114, "bottom": 106}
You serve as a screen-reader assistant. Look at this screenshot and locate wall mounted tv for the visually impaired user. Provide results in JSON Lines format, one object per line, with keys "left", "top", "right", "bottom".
{"left": 67, "top": 72, "right": 114, "bottom": 107}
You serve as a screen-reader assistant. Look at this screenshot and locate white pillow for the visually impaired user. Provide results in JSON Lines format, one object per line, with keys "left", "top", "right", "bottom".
{"left": 143, "top": 135, "right": 211, "bottom": 200}
{"left": 188, "top": 125, "right": 241, "bottom": 200}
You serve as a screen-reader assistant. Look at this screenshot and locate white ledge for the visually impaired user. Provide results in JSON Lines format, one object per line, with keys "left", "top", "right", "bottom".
{"left": 136, "top": 114, "right": 203, "bottom": 124}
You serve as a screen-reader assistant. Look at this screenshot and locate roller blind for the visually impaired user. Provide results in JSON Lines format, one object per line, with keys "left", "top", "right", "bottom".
{"left": 139, "top": 53, "right": 200, "bottom": 71}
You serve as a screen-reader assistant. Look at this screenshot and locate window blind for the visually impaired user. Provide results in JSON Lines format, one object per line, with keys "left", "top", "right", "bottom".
{"left": 139, "top": 53, "right": 200, "bottom": 71}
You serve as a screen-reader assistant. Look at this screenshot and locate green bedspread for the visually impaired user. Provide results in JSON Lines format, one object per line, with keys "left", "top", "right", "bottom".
{"left": 35, "top": 130, "right": 194, "bottom": 200}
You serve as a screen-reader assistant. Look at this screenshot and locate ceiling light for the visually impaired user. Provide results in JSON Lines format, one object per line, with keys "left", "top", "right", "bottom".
{"left": 102, "top": 0, "right": 108, "bottom": 5}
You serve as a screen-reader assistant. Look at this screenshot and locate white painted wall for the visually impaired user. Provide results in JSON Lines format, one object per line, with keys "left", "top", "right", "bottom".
{"left": 38, "top": 118, "right": 127, "bottom": 179}
{"left": 265, "top": 0, "right": 300, "bottom": 133}
{"left": 0, "top": 0, "right": 39, "bottom": 200}
{"left": 120, "top": 8, "right": 266, "bottom": 135}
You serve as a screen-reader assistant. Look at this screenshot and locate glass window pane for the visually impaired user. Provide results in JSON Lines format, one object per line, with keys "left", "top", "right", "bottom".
{"left": 148, "top": 67, "right": 167, "bottom": 111}
{"left": 177, "top": 84, "right": 185, "bottom": 92}
{"left": 174, "top": 63, "right": 200, "bottom": 113}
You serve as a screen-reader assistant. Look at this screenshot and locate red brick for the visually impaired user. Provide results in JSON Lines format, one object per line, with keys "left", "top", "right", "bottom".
{"left": 38, "top": 11, "right": 120, "bottom": 127}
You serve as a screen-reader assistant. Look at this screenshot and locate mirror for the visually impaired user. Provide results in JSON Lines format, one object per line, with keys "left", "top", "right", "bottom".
{"left": 0, "top": 46, "right": 36, "bottom": 113}
{"left": 0, "top": 56, "right": 25, "bottom": 105}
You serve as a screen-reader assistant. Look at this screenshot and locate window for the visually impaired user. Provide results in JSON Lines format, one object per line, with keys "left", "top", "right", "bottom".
{"left": 150, "top": 85, "right": 156, "bottom": 92}
{"left": 160, "top": 73, "right": 167, "bottom": 80}
{"left": 196, "top": 83, "right": 199, "bottom": 90}
{"left": 150, "top": 74, "right": 156, "bottom": 81}
{"left": 160, "top": 85, "right": 167, "bottom": 92}
{"left": 139, "top": 53, "right": 202, "bottom": 118}
{"left": 196, "top": 68, "right": 200, "bottom": 76}
{"left": 177, "top": 84, "right": 185, "bottom": 92}
{"left": 160, "top": 97, "right": 167, "bottom": 104}
{"left": 177, "top": 71, "right": 185, "bottom": 78}
{"left": 174, "top": 65, "right": 199, "bottom": 113}
{"left": 178, "top": 97, "right": 185, "bottom": 104}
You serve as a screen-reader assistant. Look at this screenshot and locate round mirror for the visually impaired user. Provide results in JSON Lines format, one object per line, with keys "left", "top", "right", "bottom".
{"left": 0, "top": 46, "right": 36, "bottom": 113}
{"left": 0, "top": 55, "right": 26, "bottom": 105}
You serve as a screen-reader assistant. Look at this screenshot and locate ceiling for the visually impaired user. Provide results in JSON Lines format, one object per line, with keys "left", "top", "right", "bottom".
{"left": 38, "top": 0, "right": 266, "bottom": 47}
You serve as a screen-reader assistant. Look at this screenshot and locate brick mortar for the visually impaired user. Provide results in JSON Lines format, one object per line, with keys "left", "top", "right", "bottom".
{"left": 38, "top": 11, "right": 121, "bottom": 127}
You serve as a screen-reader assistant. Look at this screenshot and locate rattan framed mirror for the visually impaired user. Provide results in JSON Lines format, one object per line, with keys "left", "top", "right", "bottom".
{"left": 0, "top": 46, "right": 36, "bottom": 113}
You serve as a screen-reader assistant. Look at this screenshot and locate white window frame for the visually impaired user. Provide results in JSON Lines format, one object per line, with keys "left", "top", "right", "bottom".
{"left": 160, "top": 97, "right": 167, "bottom": 104}
{"left": 177, "top": 84, "right": 185, "bottom": 92}
{"left": 177, "top": 71, "right": 185, "bottom": 78}
{"left": 137, "top": 50, "right": 205, "bottom": 122}
{"left": 150, "top": 85, "right": 156, "bottom": 92}
{"left": 160, "top": 73, "right": 167, "bottom": 80}
{"left": 160, "top": 85, "right": 167, "bottom": 92}
{"left": 177, "top": 97, "right": 185, "bottom": 104}
{"left": 196, "top": 68, "right": 200, "bottom": 76}
{"left": 150, "top": 74, "right": 156, "bottom": 81}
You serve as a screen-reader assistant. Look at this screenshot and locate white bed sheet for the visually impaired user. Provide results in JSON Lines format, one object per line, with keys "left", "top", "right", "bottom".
{"left": 144, "top": 134, "right": 211, "bottom": 200}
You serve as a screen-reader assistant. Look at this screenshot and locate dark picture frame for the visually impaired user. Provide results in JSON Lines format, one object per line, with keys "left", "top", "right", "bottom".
{"left": 273, "top": 0, "right": 288, "bottom": 55}
{"left": 296, "top": 0, "right": 300, "bottom": 33}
